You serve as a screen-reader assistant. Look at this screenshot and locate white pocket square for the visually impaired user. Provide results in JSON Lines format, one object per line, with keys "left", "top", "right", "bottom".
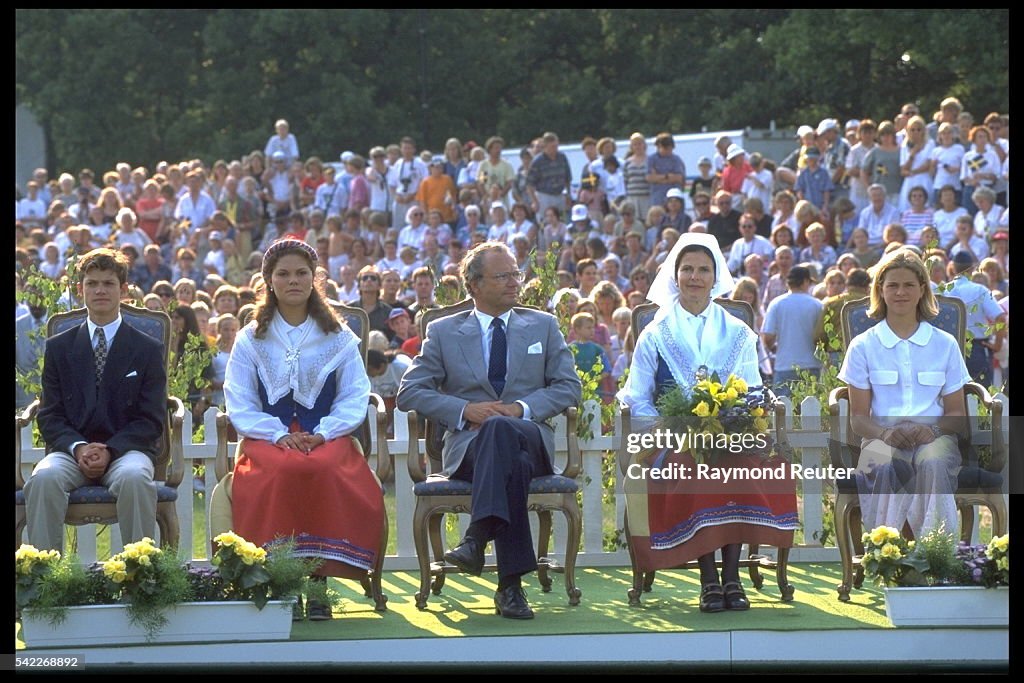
{"left": 527, "top": 342, "right": 543, "bottom": 355}
{"left": 125, "top": 370, "right": 138, "bottom": 378}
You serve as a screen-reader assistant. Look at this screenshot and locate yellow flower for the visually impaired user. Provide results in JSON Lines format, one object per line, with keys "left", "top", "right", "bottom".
{"left": 102, "top": 559, "right": 128, "bottom": 581}
{"left": 753, "top": 417, "right": 769, "bottom": 433}
{"left": 110, "top": 570, "right": 128, "bottom": 583}
{"left": 214, "top": 531, "right": 242, "bottom": 548}
{"left": 861, "top": 532, "right": 870, "bottom": 544}
{"left": 241, "top": 553, "right": 255, "bottom": 566}
{"left": 693, "top": 401, "right": 711, "bottom": 417}
{"left": 880, "top": 543, "right": 902, "bottom": 560}
{"left": 751, "top": 407, "right": 765, "bottom": 418}
{"left": 907, "top": 540, "right": 915, "bottom": 549}
{"left": 724, "top": 387, "right": 738, "bottom": 401}
{"left": 997, "top": 557, "right": 1008, "bottom": 572}
{"left": 730, "top": 377, "right": 748, "bottom": 394}
{"left": 989, "top": 535, "right": 1008, "bottom": 553}
{"left": 869, "top": 526, "right": 900, "bottom": 546}
{"left": 137, "top": 554, "right": 151, "bottom": 567}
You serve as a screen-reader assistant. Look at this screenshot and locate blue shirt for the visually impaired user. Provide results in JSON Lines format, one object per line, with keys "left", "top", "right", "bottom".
{"left": 795, "top": 166, "right": 835, "bottom": 211}
{"left": 646, "top": 151, "right": 686, "bottom": 208}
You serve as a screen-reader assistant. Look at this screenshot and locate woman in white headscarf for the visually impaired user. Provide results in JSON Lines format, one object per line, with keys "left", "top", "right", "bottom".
{"left": 618, "top": 232, "right": 798, "bottom": 614}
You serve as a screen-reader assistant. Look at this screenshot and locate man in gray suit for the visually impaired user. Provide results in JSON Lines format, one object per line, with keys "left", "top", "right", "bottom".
{"left": 397, "top": 241, "right": 581, "bottom": 619}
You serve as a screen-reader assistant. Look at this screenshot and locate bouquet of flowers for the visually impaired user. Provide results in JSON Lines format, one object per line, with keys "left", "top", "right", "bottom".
{"left": 654, "top": 366, "right": 776, "bottom": 463}
{"left": 212, "top": 531, "right": 314, "bottom": 609}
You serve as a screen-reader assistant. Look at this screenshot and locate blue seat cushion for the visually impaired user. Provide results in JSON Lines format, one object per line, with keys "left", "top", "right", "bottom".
{"left": 16, "top": 485, "right": 179, "bottom": 506}
{"left": 834, "top": 465, "right": 1002, "bottom": 493}
{"left": 413, "top": 474, "right": 578, "bottom": 497}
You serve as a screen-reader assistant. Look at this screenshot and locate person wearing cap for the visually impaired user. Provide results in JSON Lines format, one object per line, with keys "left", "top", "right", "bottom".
{"left": 220, "top": 238, "right": 384, "bottom": 620}
{"left": 568, "top": 203, "right": 596, "bottom": 240}
{"left": 945, "top": 248, "right": 1005, "bottom": 386}
{"left": 776, "top": 125, "right": 818, "bottom": 190}
{"left": 384, "top": 306, "right": 414, "bottom": 350}
{"left": 263, "top": 118, "right": 300, "bottom": 166}
{"left": 711, "top": 134, "right": 733, "bottom": 178}
{"left": 202, "top": 228, "right": 227, "bottom": 278}
{"left": 816, "top": 118, "right": 851, "bottom": 202}
{"left": 762, "top": 263, "right": 823, "bottom": 396}
{"left": 844, "top": 119, "right": 877, "bottom": 213}
{"left": 988, "top": 229, "right": 1008, "bottom": 275}
{"left": 388, "top": 136, "right": 429, "bottom": 231}
{"left": 526, "top": 131, "right": 573, "bottom": 220}
{"left": 844, "top": 119, "right": 860, "bottom": 147}
{"left": 688, "top": 155, "right": 715, "bottom": 203}
{"left": 416, "top": 157, "right": 457, "bottom": 225}
{"left": 645, "top": 131, "right": 686, "bottom": 210}
{"left": 477, "top": 136, "right": 515, "bottom": 205}
{"left": 487, "top": 201, "right": 514, "bottom": 243}
{"left": 617, "top": 232, "right": 798, "bottom": 614}
{"left": 719, "top": 144, "right": 753, "bottom": 211}
{"left": 794, "top": 145, "right": 834, "bottom": 215}
{"left": 661, "top": 188, "right": 693, "bottom": 234}
{"left": 397, "top": 241, "right": 581, "bottom": 619}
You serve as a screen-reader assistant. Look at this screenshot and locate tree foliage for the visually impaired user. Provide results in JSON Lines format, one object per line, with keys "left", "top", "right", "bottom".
{"left": 17, "top": 9, "right": 1008, "bottom": 174}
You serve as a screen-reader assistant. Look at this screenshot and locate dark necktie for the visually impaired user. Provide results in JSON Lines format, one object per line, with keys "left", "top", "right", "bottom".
{"left": 94, "top": 327, "right": 108, "bottom": 388}
{"left": 488, "top": 317, "right": 507, "bottom": 396}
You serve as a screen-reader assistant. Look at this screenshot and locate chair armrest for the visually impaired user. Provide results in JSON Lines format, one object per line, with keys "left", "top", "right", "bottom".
{"left": 367, "top": 393, "right": 392, "bottom": 483}
{"left": 561, "top": 406, "right": 581, "bottom": 480}
{"left": 164, "top": 397, "right": 186, "bottom": 488}
{"left": 214, "top": 411, "right": 232, "bottom": 482}
{"left": 617, "top": 404, "right": 633, "bottom": 477}
{"left": 826, "top": 385, "right": 854, "bottom": 470}
{"left": 963, "top": 382, "right": 1005, "bottom": 473}
{"left": 15, "top": 400, "right": 40, "bottom": 490}
{"left": 405, "top": 410, "right": 427, "bottom": 483}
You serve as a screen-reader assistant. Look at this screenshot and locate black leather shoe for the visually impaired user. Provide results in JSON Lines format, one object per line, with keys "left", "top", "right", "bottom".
{"left": 444, "top": 536, "right": 484, "bottom": 576}
{"left": 723, "top": 581, "right": 750, "bottom": 611}
{"left": 699, "top": 583, "right": 726, "bottom": 613}
{"left": 307, "top": 599, "right": 333, "bottom": 621}
{"left": 493, "top": 586, "right": 534, "bottom": 619}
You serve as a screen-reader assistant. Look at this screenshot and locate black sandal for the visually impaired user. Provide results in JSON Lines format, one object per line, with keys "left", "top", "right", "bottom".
{"left": 699, "top": 583, "right": 725, "bottom": 613}
{"left": 723, "top": 581, "right": 750, "bottom": 611}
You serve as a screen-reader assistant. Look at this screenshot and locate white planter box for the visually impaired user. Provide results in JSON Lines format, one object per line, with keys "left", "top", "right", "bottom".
{"left": 883, "top": 586, "right": 1009, "bottom": 627}
{"left": 20, "top": 600, "right": 295, "bottom": 648}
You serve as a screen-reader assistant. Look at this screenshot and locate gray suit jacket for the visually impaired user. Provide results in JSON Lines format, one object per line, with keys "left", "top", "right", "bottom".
{"left": 396, "top": 306, "right": 581, "bottom": 477}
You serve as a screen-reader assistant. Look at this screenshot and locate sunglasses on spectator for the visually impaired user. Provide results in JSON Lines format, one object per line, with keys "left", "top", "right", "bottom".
{"left": 360, "top": 275, "right": 380, "bottom": 282}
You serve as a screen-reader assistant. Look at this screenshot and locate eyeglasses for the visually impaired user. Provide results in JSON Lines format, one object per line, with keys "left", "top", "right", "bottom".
{"left": 485, "top": 271, "right": 525, "bottom": 283}
{"left": 360, "top": 275, "right": 380, "bottom": 282}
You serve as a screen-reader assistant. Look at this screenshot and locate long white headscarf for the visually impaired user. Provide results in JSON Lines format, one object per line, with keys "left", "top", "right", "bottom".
{"left": 646, "top": 232, "right": 735, "bottom": 308}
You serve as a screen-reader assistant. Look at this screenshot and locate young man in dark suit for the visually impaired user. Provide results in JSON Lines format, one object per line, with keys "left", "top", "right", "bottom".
{"left": 25, "top": 248, "right": 167, "bottom": 552}
{"left": 397, "top": 242, "right": 581, "bottom": 619}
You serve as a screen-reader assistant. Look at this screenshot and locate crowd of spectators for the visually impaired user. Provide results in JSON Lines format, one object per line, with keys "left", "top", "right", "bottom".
{"left": 15, "top": 102, "right": 1010, "bottom": 420}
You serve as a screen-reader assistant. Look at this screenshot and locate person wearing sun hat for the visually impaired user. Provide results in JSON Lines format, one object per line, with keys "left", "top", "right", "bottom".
{"left": 219, "top": 237, "right": 385, "bottom": 621}
{"left": 617, "top": 231, "right": 798, "bottom": 614}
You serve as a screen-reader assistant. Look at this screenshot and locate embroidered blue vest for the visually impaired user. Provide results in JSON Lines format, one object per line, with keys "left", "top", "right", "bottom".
{"left": 654, "top": 351, "right": 677, "bottom": 404}
{"left": 257, "top": 375, "right": 336, "bottom": 433}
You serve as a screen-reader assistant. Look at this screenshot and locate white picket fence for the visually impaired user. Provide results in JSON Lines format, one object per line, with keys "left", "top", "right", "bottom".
{"left": 16, "top": 394, "right": 1010, "bottom": 570}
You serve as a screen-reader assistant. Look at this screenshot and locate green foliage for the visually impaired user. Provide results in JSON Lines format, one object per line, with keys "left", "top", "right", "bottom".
{"left": 519, "top": 246, "right": 560, "bottom": 312}
{"left": 15, "top": 263, "right": 78, "bottom": 403}
{"left": 918, "top": 525, "right": 965, "bottom": 585}
{"left": 17, "top": 10, "right": 1007, "bottom": 176}
{"left": 168, "top": 332, "right": 217, "bottom": 404}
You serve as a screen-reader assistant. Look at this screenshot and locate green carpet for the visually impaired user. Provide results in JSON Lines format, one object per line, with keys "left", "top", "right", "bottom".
{"left": 288, "top": 563, "right": 891, "bottom": 641}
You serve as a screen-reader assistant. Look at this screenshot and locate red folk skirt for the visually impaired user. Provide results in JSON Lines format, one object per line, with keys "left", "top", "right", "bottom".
{"left": 231, "top": 432, "right": 385, "bottom": 580}
{"left": 625, "top": 450, "right": 799, "bottom": 572}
